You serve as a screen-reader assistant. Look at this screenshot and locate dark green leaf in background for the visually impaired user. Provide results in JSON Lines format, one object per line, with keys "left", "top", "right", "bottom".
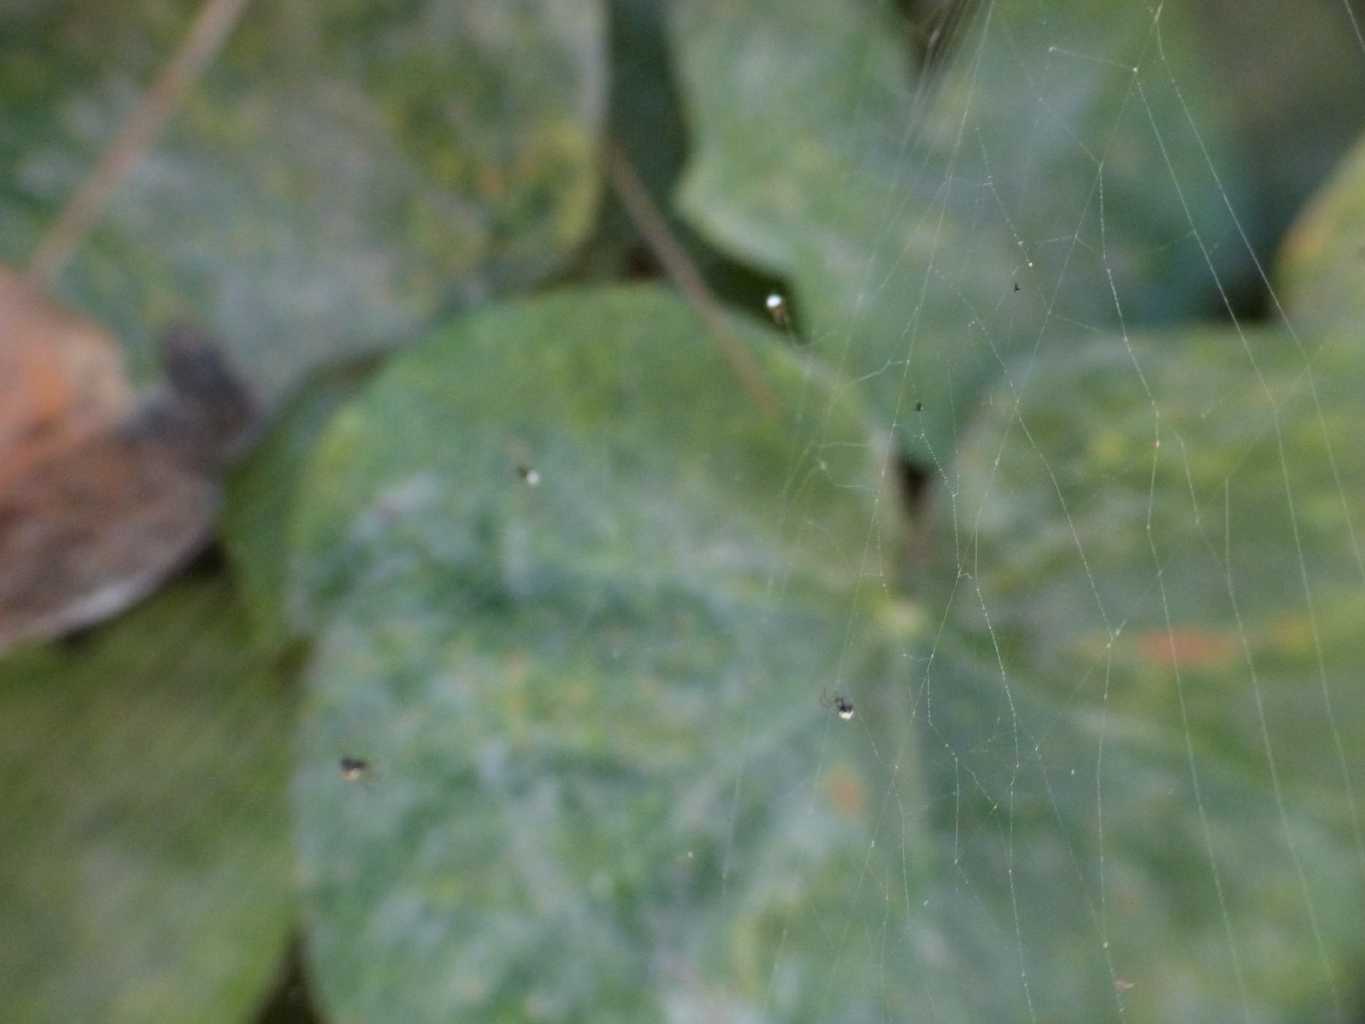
{"left": 0, "top": 579, "right": 295, "bottom": 1023}
{"left": 0, "top": 0, "right": 605, "bottom": 402}
{"left": 568, "top": 0, "right": 688, "bottom": 282}
{"left": 566, "top": 0, "right": 779, "bottom": 317}
{"left": 223, "top": 358, "right": 377, "bottom": 655}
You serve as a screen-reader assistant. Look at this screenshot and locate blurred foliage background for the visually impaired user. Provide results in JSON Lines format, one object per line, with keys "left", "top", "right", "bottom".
{"left": 4, "top": 0, "right": 1365, "bottom": 1021}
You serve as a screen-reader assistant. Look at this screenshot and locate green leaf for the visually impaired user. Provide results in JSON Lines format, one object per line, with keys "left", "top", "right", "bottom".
{"left": 288, "top": 284, "right": 1365, "bottom": 1021}
{"left": 917, "top": 316, "right": 1365, "bottom": 1018}
{"left": 670, "top": 0, "right": 1365, "bottom": 461}
{"left": 0, "top": 579, "right": 295, "bottom": 1024}
{"left": 671, "top": 0, "right": 1025, "bottom": 465}
{"left": 285, "top": 285, "right": 938, "bottom": 1020}
{"left": 223, "top": 359, "right": 377, "bottom": 653}
{"left": 920, "top": 0, "right": 1365, "bottom": 322}
{"left": 1279, "top": 132, "right": 1365, "bottom": 333}
{"left": 0, "top": 0, "right": 605, "bottom": 401}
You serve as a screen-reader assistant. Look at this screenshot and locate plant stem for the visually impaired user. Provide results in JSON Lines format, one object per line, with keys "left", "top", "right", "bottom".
{"left": 28, "top": 0, "right": 253, "bottom": 288}
{"left": 606, "top": 142, "right": 777, "bottom": 417}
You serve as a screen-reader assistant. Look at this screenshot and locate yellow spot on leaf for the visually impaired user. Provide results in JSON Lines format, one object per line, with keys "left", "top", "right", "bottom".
{"left": 1268, "top": 613, "right": 1315, "bottom": 657}
{"left": 1090, "top": 429, "right": 1126, "bottom": 466}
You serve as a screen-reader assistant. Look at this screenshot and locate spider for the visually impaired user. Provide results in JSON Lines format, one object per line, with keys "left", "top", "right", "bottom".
{"left": 339, "top": 756, "right": 371, "bottom": 782}
{"left": 765, "top": 291, "right": 790, "bottom": 328}
{"left": 819, "top": 689, "right": 856, "bottom": 721}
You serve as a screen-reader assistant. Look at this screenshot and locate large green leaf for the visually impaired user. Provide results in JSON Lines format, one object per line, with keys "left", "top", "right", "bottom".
{"left": 0, "top": 0, "right": 604, "bottom": 400}
{"left": 0, "top": 579, "right": 295, "bottom": 1023}
{"left": 285, "top": 285, "right": 944, "bottom": 1021}
{"left": 670, "top": 0, "right": 1365, "bottom": 462}
{"left": 286, "top": 283, "right": 1365, "bottom": 1022}
{"left": 915, "top": 320, "right": 1365, "bottom": 1014}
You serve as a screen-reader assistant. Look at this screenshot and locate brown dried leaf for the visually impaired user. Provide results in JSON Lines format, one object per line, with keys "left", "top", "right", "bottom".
{"left": 0, "top": 429, "right": 221, "bottom": 649}
{"left": 0, "top": 303, "right": 257, "bottom": 652}
{"left": 0, "top": 266, "right": 133, "bottom": 493}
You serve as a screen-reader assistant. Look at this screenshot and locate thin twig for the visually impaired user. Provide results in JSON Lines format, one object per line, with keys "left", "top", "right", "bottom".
{"left": 28, "top": 0, "right": 253, "bottom": 288}
{"left": 606, "top": 142, "right": 778, "bottom": 417}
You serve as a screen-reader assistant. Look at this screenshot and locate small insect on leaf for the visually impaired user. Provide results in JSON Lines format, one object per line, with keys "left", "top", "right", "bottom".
{"left": 339, "top": 756, "right": 370, "bottom": 782}
{"left": 820, "top": 689, "right": 856, "bottom": 721}
{"left": 765, "top": 292, "right": 790, "bottom": 328}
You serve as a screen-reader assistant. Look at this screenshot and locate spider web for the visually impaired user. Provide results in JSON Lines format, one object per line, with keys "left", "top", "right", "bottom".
{"left": 6, "top": 2, "right": 1365, "bottom": 1021}
{"left": 732, "top": 1, "right": 1365, "bottom": 1020}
